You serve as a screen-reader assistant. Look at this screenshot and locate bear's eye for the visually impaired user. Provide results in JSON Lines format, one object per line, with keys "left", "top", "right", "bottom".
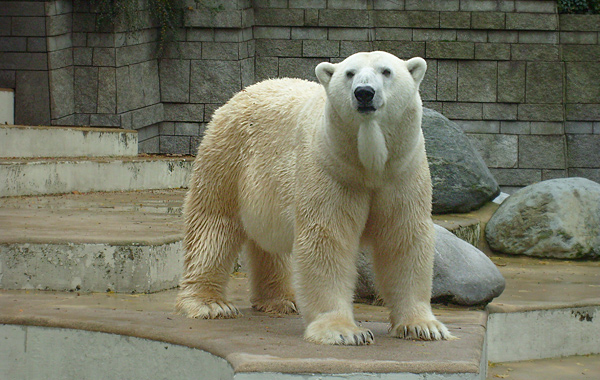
{"left": 382, "top": 68, "right": 392, "bottom": 77}
{"left": 346, "top": 71, "right": 355, "bottom": 79}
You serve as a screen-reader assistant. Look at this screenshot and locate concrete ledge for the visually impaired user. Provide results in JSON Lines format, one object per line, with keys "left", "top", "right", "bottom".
{"left": 0, "top": 125, "right": 138, "bottom": 158}
{"left": 0, "top": 156, "right": 193, "bottom": 197}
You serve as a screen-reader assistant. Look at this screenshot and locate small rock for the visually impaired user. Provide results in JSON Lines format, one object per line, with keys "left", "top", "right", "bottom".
{"left": 422, "top": 108, "right": 500, "bottom": 214}
{"left": 356, "top": 224, "right": 506, "bottom": 306}
{"left": 485, "top": 178, "right": 600, "bottom": 259}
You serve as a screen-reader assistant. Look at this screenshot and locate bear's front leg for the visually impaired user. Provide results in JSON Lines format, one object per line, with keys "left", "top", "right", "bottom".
{"left": 293, "top": 181, "right": 373, "bottom": 345}
{"left": 368, "top": 177, "right": 454, "bottom": 341}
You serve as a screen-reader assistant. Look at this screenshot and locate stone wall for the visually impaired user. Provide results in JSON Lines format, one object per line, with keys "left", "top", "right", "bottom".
{"left": 1, "top": 0, "right": 599, "bottom": 190}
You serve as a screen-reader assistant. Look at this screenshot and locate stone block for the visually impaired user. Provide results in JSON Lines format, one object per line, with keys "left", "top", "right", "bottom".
{"left": 328, "top": 0, "right": 367, "bottom": 9}
{"left": 0, "top": 37, "right": 27, "bottom": 52}
{"left": 471, "top": 12, "right": 505, "bottom": 30}
{"left": 116, "top": 43, "right": 155, "bottom": 67}
{"left": 159, "top": 60, "right": 190, "bottom": 104}
{"left": 72, "top": 13, "right": 98, "bottom": 33}
{"left": 567, "top": 135, "right": 600, "bottom": 168}
{"left": 163, "top": 103, "right": 204, "bottom": 122}
{"left": 467, "top": 133, "right": 518, "bottom": 168}
{"left": 373, "top": 10, "right": 439, "bottom": 28}
{"left": 0, "top": 70, "right": 16, "bottom": 88}
{"left": 73, "top": 47, "right": 92, "bottom": 65}
{"left": 89, "top": 114, "right": 121, "bottom": 127}
{"left": 413, "top": 29, "right": 456, "bottom": 42}
{"left": 460, "top": 0, "right": 508, "bottom": 11}
{"left": 0, "top": 16, "right": 11, "bottom": 35}
{"left": 541, "top": 169, "right": 567, "bottom": 181}
{"left": 256, "top": 39, "right": 302, "bottom": 57}
{"left": 304, "top": 9, "right": 319, "bottom": 26}
{"left": 501, "top": 121, "right": 530, "bottom": 134}
{"left": 97, "top": 67, "right": 116, "bottom": 114}
{"left": 519, "top": 135, "right": 566, "bottom": 169}
{"left": 303, "top": 40, "right": 339, "bottom": 57}
{"left": 565, "top": 121, "right": 593, "bottom": 134}
{"left": 191, "top": 60, "right": 241, "bottom": 103}
{"left": 47, "top": 33, "right": 71, "bottom": 52}
{"left": 318, "top": 9, "right": 370, "bottom": 27}
{"left": 87, "top": 33, "right": 115, "bottom": 48}
{"left": 526, "top": 62, "right": 563, "bottom": 104}
{"left": 488, "top": 31, "right": 518, "bottom": 43}
{"left": 420, "top": 59, "right": 436, "bottom": 101}
{"left": 440, "top": 12, "right": 471, "bottom": 29}
{"left": 291, "top": 27, "right": 327, "bottom": 40}
{"left": 458, "top": 61, "right": 497, "bottom": 102}
{"left": 254, "top": 8, "right": 304, "bottom": 26}
{"left": 255, "top": 56, "right": 279, "bottom": 81}
{"left": 566, "top": 104, "right": 600, "bottom": 121}
{"left": 569, "top": 168, "right": 600, "bottom": 183}
{"left": 174, "top": 122, "right": 201, "bottom": 136}
{"left": 254, "top": 27, "right": 291, "bottom": 39}
{"left": 436, "top": 60, "right": 457, "bottom": 101}
{"left": 92, "top": 47, "right": 115, "bottom": 67}
{"left": 457, "top": 30, "right": 487, "bottom": 42}
{"left": 373, "top": 0, "right": 405, "bottom": 10}
{"left": 204, "top": 104, "right": 221, "bottom": 122}
{"left": 15, "top": 70, "right": 50, "bottom": 125}
{"left": 442, "top": 102, "right": 482, "bottom": 120}
{"left": 566, "top": 62, "right": 600, "bottom": 103}
{"left": 518, "top": 31, "right": 558, "bottom": 44}
{"left": 595, "top": 122, "right": 600, "bottom": 134}
{"left": 185, "top": 9, "right": 247, "bottom": 28}
{"left": 405, "top": 0, "right": 458, "bottom": 11}
{"left": 186, "top": 29, "right": 214, "bottom": 42}
{"left": 278, "top": 57, "right": 323, "bottom": 81}
{"left": 202, "top": 42, "right": 239, "bottom": 60}
{"left": 214, "top": 29, "right": 246, "bottom": 43}
{"left": 559, "top": 14, "right": 600, "bottom": 32}
{"left": 489, "top": 168, "right": 541, "bottom": 187}
{"left": 289, "top": 0, "right": 327, "bottom": 8}
{"left": 374, "top": 28, "right": 413, "bottom": 41}
{"left": 373, "top": 41, "right": 425, "bottom": 59}
{"left": 515, "top": 0, "right": 556, "bottom": 13}
{"left": 0, "top": 1, "right": 45, "bottom": 16}
{"left": 71, "top": 32, "right": 86, "bottom": 47}
{"left": 475, "top": 43, "right": 510, "bottom": 60}
{"left": 518, "top": 104, "right": 564, "bottom": 121}
{"left": 483, "top": 103, "right": 518, "bottom": 120}
{"left": 340, "top": 41, "right": 374, "bottom": 57}
{"left": 11, "top": 16, "right": 46, "bottom": 36}
{"left": 0, "top": 52, "right": 48, "bottom": 70}
{"left": 328, "top": 28, "right": 370, "bottom": 41}
{"left": 498, "top": 62, "right": 525, "bottom": 103}
{"left": 159, "top": 121, "right": 175, "bottom": 135}
{"left": 562, "top": 45, "right": 600, "bottom": 62}
{"left": 74, "top": 67, "right": 98, "bottom": 114}
{"left": 506, "top": 13, "right": 557, "bottom": 30}
{"left": 130, "top": 103, "right": 164, "bottom": 129}
{"left": 457, "top": 120, "right": 500, "bottom": 133}
{"left": 512, "top": 44, "right": 559, "bottom": 61}
{"left": 48, "top": 48, "right": 72, "bottom": 70}
{"left": 160, "top": 135, "right": 190, "bottom": 155}
{"left": 426, "top": 41, "right": 474, "bottom": 59}
{"left": 241, "top": 57, "right": 255, "bottom": 88}
{"left": 139, "top": 136, "right": 159, "bottom": 153}
{"left": 530, "top": 122, "right": 564, "bottom": 135}
{"left": 49, "top": 66, "right": 74, "bottom": 119}
{"left": 559, "top": 32, "right": 598, "bottom": 44}
{"left": 46, "top": 13, "right": 71, "bottom": 36}
{"left": 27, "top": 37, "right": 47, "bottom": 52}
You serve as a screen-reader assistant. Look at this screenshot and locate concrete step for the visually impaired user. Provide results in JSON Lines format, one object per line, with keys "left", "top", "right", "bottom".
{"left": 0, "top": 155, "right": 193, "bottom": 197}
{"left": 0, "top": 125, "right": 137, "bottom": 158}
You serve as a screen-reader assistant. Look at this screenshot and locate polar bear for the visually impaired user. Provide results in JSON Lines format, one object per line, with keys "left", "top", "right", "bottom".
{"left": 176, "top": 51, "right": 453, "bottom": 345}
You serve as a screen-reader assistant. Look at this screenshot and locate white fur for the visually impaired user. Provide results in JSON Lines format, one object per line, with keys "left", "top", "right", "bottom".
{"left": 176, "top": 51, "right": 453, "bottom": 346}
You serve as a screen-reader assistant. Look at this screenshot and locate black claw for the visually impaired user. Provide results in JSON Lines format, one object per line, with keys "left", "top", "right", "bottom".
{"left": 368, "top": 331, "right": 374, "bottom": 341}
{"left": 339, "top": 335, "right": 346, "bottom": 344}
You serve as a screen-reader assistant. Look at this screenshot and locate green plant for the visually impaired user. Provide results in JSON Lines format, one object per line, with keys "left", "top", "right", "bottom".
{"left": 91, "top": 0, "right": 181, "bottom": 54}
{"left": 558, "top": 0, "right": 600, "bottom": 14}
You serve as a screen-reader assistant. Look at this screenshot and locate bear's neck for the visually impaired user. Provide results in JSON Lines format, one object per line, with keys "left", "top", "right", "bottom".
{"left": 357, "top": 120, "right": 388, "bottom": 174}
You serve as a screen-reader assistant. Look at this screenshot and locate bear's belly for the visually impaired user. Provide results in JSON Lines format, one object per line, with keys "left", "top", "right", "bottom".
{"left": 240, "top": 199, "right": 295, "bottom": 255}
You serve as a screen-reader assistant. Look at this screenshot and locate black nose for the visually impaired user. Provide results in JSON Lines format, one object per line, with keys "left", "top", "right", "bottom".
{"left": 354, "top": 86, "right": 375, "bottom": 104}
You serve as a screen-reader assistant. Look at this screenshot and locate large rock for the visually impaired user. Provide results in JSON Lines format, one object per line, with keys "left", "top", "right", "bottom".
{"left": 485, "top": 178, "right": 600, "bottom": 259}
{"left": 422, "top": 108, "right": 500, "bottom": 214}
{"left": 356, "top": 224, "right": 506, "bottom": 306}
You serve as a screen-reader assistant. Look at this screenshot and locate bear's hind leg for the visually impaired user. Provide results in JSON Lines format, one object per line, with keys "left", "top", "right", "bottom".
{"left": 246, "top": 240, "right": 297, "bottom": 314}
{"left": 176, "top": 190, "right": 245, "bottom": 319}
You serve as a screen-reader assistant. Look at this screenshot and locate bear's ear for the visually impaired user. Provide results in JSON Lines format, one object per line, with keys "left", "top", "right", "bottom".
{"left": 315, "top": 62, "right": 336, "bottom": 87}
{"left": 406, "top": 57, "right": 427, "bottom": 86}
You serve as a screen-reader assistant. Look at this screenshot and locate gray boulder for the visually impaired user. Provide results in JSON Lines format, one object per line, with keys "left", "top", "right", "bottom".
{"left": 356, "top": 224, "right": 506, "bottom": 306}
{"left": 485, "top": 178, "right": 600, "bottom": 259}
{"left": 422, "top": 108, "right": 500, "bottom": 214}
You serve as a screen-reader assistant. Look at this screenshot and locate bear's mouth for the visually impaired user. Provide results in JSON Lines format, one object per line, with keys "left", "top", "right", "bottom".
{"left": 357, "top": 105, "right": 377, "bottom": 113}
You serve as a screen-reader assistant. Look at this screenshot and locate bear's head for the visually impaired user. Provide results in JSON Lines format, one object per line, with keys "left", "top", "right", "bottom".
{"left": 315, "top": 52, "right": 426, "bottom": 121}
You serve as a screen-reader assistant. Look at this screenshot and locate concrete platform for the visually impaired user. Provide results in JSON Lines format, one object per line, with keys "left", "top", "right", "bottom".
{"left": 0, "top": 155, "right": 193, "bottom": 197}
{"left": 0, "top": 125, "right": 138, "bottom": 158}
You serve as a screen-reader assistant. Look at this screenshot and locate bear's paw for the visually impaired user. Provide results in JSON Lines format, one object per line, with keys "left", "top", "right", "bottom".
{"left": 304, "top": 316, "right": 374, "bottom": 346}
{"left": 390, "top": 319, "right": 455, "bottom": 341}
{"left": 176, "top": 297, "right": 241, "bottom": 319}
{"left": 252, "top": 299, "right": 298, "bottom": 315}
